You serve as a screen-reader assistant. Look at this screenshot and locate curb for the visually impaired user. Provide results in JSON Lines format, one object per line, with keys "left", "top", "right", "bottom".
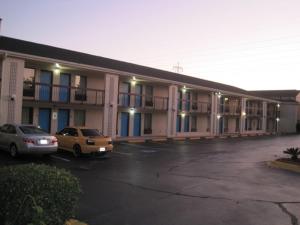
{"left": 267, "top": 160, "right": 300, "bottom": 173}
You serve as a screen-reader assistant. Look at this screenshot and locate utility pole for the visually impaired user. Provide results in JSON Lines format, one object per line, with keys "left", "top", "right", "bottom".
{"left": 0, "top": 18, "right": 2, "bottom": 36}
{"left": 173, "top": 62, "right": 183, "bottom": 73}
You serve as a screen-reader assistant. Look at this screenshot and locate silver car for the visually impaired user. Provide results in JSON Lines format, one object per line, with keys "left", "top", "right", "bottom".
{"left": 0, "top": 124, "right": 58, "bottom": 157}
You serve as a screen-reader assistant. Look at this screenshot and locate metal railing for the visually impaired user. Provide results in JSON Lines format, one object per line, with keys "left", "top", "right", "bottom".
{"left": 118, "top": 92, "right": 169, "bottom": 110}
{"left": 246, "top": 107, "right": 263, "bottom": 116}
{"left": 218, "top": 104, "right": 241, "bottom": 115}
{"left": 23, "top": 82, "right": 104, "bottom": 105}
{"left": 178, "top": 99, "right": 211, "bottom": 113}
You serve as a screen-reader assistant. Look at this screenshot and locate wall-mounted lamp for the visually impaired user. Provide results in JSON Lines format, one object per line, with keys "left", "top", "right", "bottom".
{"left": 131, "top": 76, "right": 136, "bottom": 86}
{"left": 224, "top": 97, "right": 229, "bottom": 101}
{"left": 181, "top": 112, "right": 186, "bottom": 118}
{"left": 276, "top": 117, "right": 280, "bottom": 122}
{"left": 242, "top": 112, "right": 246, "bottom": 116}
{"left": 55, "top": 63, "right": 61, "bottom": 68}
{"left": 217, "top": 114, "right": 221, "bottom": 119}
{"left": 130, "top": 108, "right": 135, "bottom": 115}
{"left": 277, "top": 104, "right": 280, "bottom": 108}
{"left": 54, "top": 63, "right": 61, "bottom": 75}
{"left": 182, "top": 86, "right": 187, "bottom": 93}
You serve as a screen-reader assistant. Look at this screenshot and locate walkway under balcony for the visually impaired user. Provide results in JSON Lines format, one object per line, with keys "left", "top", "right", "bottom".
{"left": 22, "top": 82, "right": 104, "bottom": 109}
{"left": 178, "top": 99, "right": 211, "bottom": 114}
{"left": 118, "top": 92, "right": 168, "bottom": 111}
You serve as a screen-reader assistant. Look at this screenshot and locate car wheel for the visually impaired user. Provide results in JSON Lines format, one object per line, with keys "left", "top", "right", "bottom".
{"left": 73, "top": 145, "right": 82, "bottom": 157}
{"left": 10, "top": 144, "right": 18, "bottom": 158}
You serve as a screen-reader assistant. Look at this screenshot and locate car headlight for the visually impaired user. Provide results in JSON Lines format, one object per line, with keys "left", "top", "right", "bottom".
{"left": 86, "top": 139, "right": 95, "bottom": 145}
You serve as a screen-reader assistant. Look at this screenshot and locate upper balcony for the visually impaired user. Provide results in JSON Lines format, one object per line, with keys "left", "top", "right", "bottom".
{"left": 178, "top": 99, "right": 211, "bottom": 114}
{"left": 218, "top": 103, "right": 241, "bottom": 116}
{"left": 118, "top": 92, "right": 168, "bottom": 111}
{"left": 245, "top": 107, "right": 263, "bottom": 117}
{"left": 23, "top": 82, "right": 104, "bottom": 106}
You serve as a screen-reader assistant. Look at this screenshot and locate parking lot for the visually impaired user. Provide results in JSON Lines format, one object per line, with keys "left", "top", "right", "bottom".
{"left": 0, "top": 135, "right": 300, "bottom": 225}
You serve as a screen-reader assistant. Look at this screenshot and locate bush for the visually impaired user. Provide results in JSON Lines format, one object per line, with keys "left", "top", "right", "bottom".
{"left": 0, "top": 164, "right": 81, "bottom": 225}
{"left": 283, "top": 147, "right": 300, "bottom": 161}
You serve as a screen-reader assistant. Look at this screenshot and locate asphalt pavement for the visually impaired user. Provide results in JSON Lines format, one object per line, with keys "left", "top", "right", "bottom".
{"left": 0, "top": 135, "right": 300, "bottom": 225}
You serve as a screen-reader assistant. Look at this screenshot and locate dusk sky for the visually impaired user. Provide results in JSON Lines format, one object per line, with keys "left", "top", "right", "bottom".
{"left": 1, "top": 0, "right": 300, "bottom": 90}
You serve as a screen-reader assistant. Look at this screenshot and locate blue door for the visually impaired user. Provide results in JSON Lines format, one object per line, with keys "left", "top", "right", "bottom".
{"left": 176, "top": 115, "right": 181, "bottom": 132}
{"left": 135, "top": 84, "right": 142, "bottom": 107}
{"left": 120, "top": 83, "right": 130, "bottom": 107}
{"left": 39, "top": 108, "right": 51, "bottom": 133}
{"left": 133, "top": 113, "right": 141, "bottom": 136}
{"left": 39, "top": 71, "right": 52, "bottom": 101}
{"left": 120, "top": 112, "right": 129, "bottom": 137}
{"left": 184, "top": 116, "right": 190, "bottom": 132}
{"left": 59, "top": 73, "right": 70, "bottom": 102}
{"left": 57, "top": 109, "right": 69, "bottom": 132}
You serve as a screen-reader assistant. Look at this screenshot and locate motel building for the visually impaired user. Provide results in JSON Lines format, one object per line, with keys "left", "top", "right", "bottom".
{"left": 0, "top": 36, "right": 281, "bottom": 141}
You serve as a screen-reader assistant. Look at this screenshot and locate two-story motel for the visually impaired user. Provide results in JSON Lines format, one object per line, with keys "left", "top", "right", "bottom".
{"left": 0, "top": 36, "right": 281, "bottom": 141}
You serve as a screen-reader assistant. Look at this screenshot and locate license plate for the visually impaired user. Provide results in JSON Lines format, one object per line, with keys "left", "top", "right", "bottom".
{"left": 99, "top": 147, "right": 106, "bottom": 152}
{"left": 40, "top": 139, "right": 48, "bottom": 145}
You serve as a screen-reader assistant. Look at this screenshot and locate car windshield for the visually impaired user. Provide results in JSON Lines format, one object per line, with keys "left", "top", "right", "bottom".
{"left": 19, "top": 126, "right": 48, "bottom": 134}
{"left": 80, "top": 129, "right": 102, "bottom": 137}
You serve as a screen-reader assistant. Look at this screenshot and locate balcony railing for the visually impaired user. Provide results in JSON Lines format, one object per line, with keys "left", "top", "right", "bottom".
{"left": 218, "top": 104, "right": 241, "bottom": 115}
{"left": 191, "top": 101, "right": 211, "bottom": 113}
{"left": 118, "top": 92, "right": 168, "bottom": 110}
{"left": 246, "top": 107, "right": 263, "bottom": 116}
{"left": 23, "top": 82, "right": 104, "bottom": 105}
{"left": 178, "top": 99, "right": 211, "bottom": 113}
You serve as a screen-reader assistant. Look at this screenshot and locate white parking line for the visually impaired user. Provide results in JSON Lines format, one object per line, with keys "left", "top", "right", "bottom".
{"left": 51, "top": 155, "right": 71, "bottom": 162}
{"left": 112, "top": 151, "right": 132, "bottom": 156}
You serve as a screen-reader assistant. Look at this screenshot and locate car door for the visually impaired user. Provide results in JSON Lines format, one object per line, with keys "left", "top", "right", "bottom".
{"left": 56, "top": 128, "right": 69, "bottom": 150}
{"left": 0, "top": 125, "right": 9, "bottom": 150}
{"left": 4, "top": 125, "right": 18, "bottom": 150}
{"left": 64, "top": 128, "right": 79, "bottom": 150}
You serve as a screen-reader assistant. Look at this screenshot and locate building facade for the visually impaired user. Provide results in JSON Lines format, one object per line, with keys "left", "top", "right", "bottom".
{"left": 0, "top": 36, "right": 281, "bottom": 140}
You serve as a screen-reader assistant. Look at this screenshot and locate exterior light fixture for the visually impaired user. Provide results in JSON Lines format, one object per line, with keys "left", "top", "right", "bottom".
{"left": 276, "top": 117, "right": 280, "bottom": 122}
{"left": 217, "top": 114, "right": 221, "bottom": 119}
{"left": 182, "top": 86, "right": 187, "bottom": 93}
{"left": 216, "top": 92, "right": 222, "bottom": 98}
{"left": 54, "top": 68, "right": 60, "bottom": 75}
{"left": 181, "top": 112, "right": 186, "bottom": 118}
{"left": 130, "top": 108, "right": 135, "bottom": 115}
{"left": 242, "top": 112, "right": 246, "bottom": 116}
{"left": 55, "top": 63, "right": 61, "bottom": 68}
{"left": 131, "top": 76, "right": 136, "bottom": 86}
{"left": 277, "top": 104, "right": 280, "bottom": 108}
{"left": 224, "top": 97, "right": 229, "bottom": 101}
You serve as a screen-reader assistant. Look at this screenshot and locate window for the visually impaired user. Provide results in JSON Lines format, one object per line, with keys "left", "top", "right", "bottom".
{"left": 22, "top": 107, "right": 33, "bottom": 124}
{"left": 74, "top": 110, "right": 86, "bottom": 126}
{"left": 80, "top": 129, "right": 102, "bottom": 137}
{"left": 75, "top": 75, "right": 87, "bottom": 101}
{"left": 19, "top": 126, "right": 47, "bottom": 134}
{"left": 58, "top": 128, "right": 78, "bottom": 136}
{"left": 145, "top": 85, "right": 153, "bottom": 107}
{"left": 7, "top": 125, "right": 16, "bottom": 134}
{"left": 23, "top": 68, "right": 35, "bottom": 97}
{"left": 144, "top": 113, "right": 152, "bottom": 134}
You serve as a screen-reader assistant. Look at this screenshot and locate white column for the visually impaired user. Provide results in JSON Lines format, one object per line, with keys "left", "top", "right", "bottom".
{"left": 167, "top": 85, "right": 178, "bottom": 137}
{"left": 103, "top": 73, "right": 119, "bottom": 139}
{"left": 262, "top": 101, "right": 267, "bottom": 132}
{"left": 0, "top": 57, "right": 24, "bottom": 125}
{"left": 211, "top": 93, "right": 219, "bottom": 135}
{"left": 240, "top": 98, "right": 247, "bottom": 133}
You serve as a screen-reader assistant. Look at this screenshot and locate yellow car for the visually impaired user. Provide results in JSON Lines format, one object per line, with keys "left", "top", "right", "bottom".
{"left": 55, "top": 127, "right": 113, "bottom": 157}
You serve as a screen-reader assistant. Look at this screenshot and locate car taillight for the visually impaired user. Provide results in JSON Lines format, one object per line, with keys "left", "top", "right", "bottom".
{"left": 23, "top": 138, "right": 35, "bottom": 144}
{"left": 51, "top": 137, "right": 58, "bottom": 144}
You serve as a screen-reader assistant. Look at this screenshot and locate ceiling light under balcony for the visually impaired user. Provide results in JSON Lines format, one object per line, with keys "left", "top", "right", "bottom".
{"left": 242, "top": 112, "right": 246, "bottom": 116}
{"left": 130, "top": 108, "right": 135, "bottom": 115}
{"left": 277, "top": 104, "right": 280, "bottom": 108}
{"left": 217, "top": 114, "right": 221, "bottom": 119}
{"left": 276, "top": 117, "right": 280, "bottom": 122}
